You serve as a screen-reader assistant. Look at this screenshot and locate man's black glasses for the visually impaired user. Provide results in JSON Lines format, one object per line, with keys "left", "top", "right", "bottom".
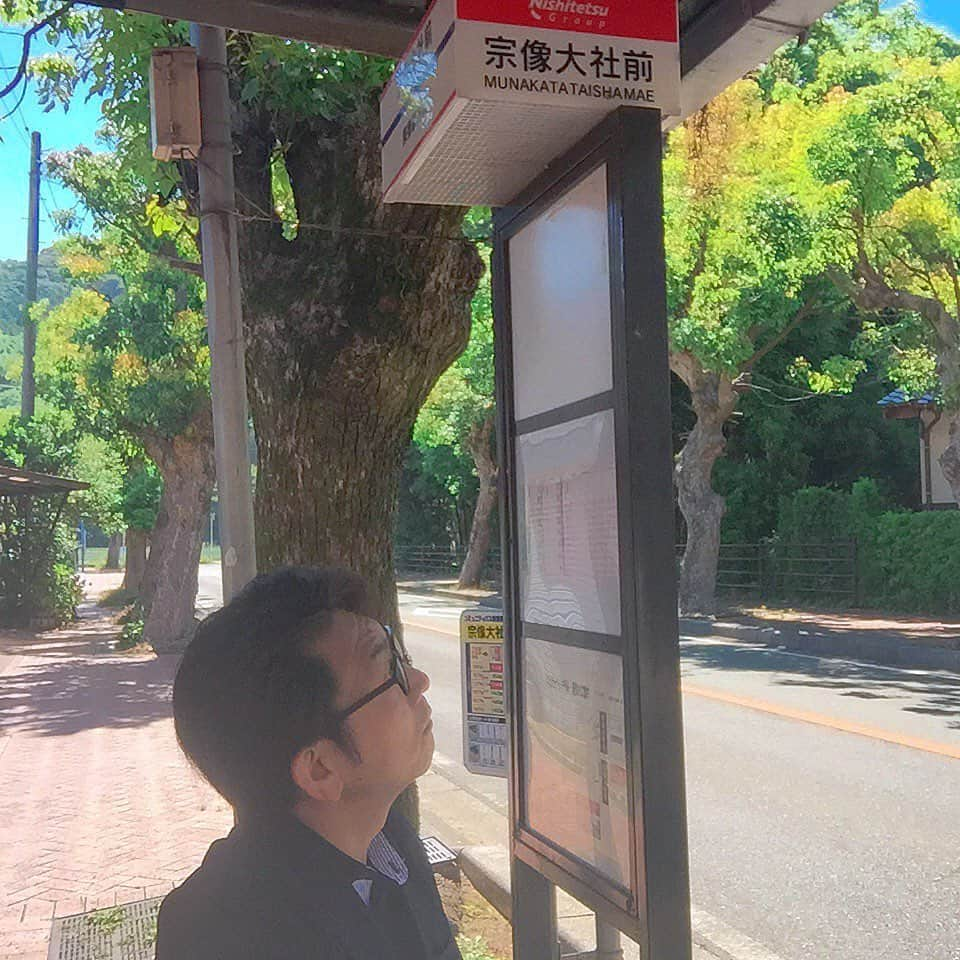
{"left": 333, "top": 623, "right": 409, "bottom": 722}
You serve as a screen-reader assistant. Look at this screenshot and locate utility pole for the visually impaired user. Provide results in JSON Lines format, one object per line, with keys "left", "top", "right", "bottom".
{"left": 191, "top": 24, "right": 257, "bottom": 602}
{"left": 21, "top": 131, "right": 40, "bottom": 419}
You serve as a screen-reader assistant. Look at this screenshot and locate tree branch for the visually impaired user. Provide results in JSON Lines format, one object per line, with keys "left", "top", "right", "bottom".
{"left": 0, "top": 0, "right": 77, "bottom": 100}
{"left": 743, "top": 299, "right": 818, "bottom": 371}
{"left": 833, "top": 254, "right": 960, "bottom": 353}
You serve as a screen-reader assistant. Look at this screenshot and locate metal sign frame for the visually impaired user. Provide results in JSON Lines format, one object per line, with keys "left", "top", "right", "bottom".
{"left": 493, "top": 107, "right": 690, "bottom": 955}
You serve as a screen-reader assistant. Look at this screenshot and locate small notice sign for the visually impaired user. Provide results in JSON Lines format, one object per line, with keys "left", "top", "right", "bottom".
{"left": 460, "top": 609, "right": 509, "bottom": 778}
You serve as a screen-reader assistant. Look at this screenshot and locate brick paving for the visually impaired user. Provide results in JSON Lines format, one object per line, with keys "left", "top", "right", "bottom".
{"left": 0, "top": 606, "right": 232, "bottom": 960}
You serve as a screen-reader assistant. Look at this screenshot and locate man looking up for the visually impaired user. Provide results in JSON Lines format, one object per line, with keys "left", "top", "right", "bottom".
{"left": 156, "top": 566, "right": 459, "bottom": 959}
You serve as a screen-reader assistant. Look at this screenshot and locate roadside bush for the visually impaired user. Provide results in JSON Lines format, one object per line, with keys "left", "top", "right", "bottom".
{"left": 775, "top": 480, "right": 960, "bottom": 614}
{"left": 859, "top": 511, "right": 960, "bottom": 614}
{"left": 776, "top": 478, "right": 890, "bottom": 544}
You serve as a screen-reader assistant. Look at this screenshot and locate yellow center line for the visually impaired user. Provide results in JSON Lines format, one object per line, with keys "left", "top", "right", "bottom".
{"left": 681, "top": 682, "right": 960, "bottom": 760}
{"left": 401, "top": 616, "right": 960, "bottom": 761}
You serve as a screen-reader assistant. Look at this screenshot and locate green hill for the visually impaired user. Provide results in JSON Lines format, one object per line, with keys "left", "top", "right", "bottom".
{"left": 0, "top": 249, "right": 74, "bottom": 335}
{"left": 0, "top": 249, "right": 75, "bottom": 410}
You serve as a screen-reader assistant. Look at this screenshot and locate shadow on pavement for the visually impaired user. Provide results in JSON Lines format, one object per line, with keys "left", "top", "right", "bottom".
{"left": 681, "top": 639, "right": 960, "bottom": 731}
{"left": 0, "top": 610, "right": 177, "bottom": 739}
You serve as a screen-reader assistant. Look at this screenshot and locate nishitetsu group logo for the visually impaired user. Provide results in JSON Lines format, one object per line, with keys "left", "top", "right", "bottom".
{"left": 457, "top": 0, "right": 679, "bottom": 42}
{"left": 529, "top": 0, "right": 611, "bottom": 26}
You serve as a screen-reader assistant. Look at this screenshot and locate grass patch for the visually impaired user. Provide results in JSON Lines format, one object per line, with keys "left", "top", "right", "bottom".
{"left": 100, "top": 586, "right": 138, "bottom": 608}
{"left": 457, "top": 935, "right": 503, "bottom": 960}
{"left": 116, "top": 617, "right": 144, "bottom": 651}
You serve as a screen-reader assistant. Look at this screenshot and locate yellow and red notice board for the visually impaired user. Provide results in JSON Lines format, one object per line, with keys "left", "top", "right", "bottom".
{"left": 460, "top": 609, "right": 508, "bottom": 777}
{"left": 380, "top": 0, "right": 680, "bottom": 205}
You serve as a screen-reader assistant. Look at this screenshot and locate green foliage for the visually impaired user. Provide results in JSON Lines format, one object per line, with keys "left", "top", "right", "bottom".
{"left": 0, "top": 410, "right": 83, "bottom": 626}
{"left": 774, "top": 478, "right": 960, "bottom": 613}
{"left": 456, "top": 936, "right": 502, "bottom": 960}
{"left": 0, "top": 251, "right": 75, "bottom": 410}
{"left": 776, "top": 477, "right": 891, "bottom": 544}
{"left": 791, "top": 4, "right": 960, "bottom": 415}
{"left": 0, "top": 250, "right": 73, "bottom": 335}
{"left": 236, "top": 37, "right": 391, "bottom": 122}
{"left": 404, "top": 237, "right": 495, "bottom": 546}
{"left": 36, "top": 254, "right": 210, "bottom": 444}
{"left": 117, "top": 616, "right": 144, "bottom": 650}
{"left": 73, "top": 435, "right": 125, "bottom": 534}
{"left": 859, "top": 510, "right": 960, "bottom": 613}
{"left": 395, "top": 443, "right": 473, "bottom": 549}
{"left": 121, "top": 461, "right": 161, "bottom": 532}
{"left": 664, "top": 80, "right": 837, "bottom": 375}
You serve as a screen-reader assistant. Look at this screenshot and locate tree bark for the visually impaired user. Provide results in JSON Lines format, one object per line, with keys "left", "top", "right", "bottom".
{"left": 233, "top": 97, "right": 483, "bottom": 627}
{"left": 458, "top": 412, "right": 499, "bottom": 589}
{"left": 672, "top": 353, "right": 738, "bottom": 616}
{"left": 123, "top": 527, "right": 148, "bottom": 595}
{"left": 105, "top": 532, "right": 123, "bottom": 570}
{"left": 140, "top": 405, "right": 216, "bottom": 653}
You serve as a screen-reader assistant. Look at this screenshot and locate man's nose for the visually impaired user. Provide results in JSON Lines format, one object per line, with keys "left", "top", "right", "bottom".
{"left": 408, "top": 666, "right": 430, "bottom": 697}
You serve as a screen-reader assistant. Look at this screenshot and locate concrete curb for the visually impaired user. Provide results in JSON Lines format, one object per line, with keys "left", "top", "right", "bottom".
{"left": 458, "top": 846, "right": 786, "bottom": 960}
{"left": 681, "top": 618, "right": 960, "bottom": 673}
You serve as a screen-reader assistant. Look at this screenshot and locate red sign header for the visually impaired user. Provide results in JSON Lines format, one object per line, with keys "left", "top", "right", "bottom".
{"left": 456, "top": 0, "right": 679, "bottom": 44}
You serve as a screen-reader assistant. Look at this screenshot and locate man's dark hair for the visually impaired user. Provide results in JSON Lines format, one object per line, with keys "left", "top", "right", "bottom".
{"left": 173, "top": 566, "right": 372, "bottom": 818}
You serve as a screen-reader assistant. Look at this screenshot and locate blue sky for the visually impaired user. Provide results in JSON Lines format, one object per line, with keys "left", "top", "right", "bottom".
{"left": 1, "top": 1, "right": 959, "bottom": 261}
{"left": 0, "top": 33, "right": 100, "bottom": 261}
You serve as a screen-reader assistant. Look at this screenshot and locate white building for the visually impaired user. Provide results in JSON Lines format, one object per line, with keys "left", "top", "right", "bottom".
{"left": 880, "top": 390, "right": 956, "bottom": 509}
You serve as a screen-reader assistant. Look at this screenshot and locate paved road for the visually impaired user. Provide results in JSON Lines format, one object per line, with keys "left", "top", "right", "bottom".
{"left": 398, "top": 590, "right": 960, "bottom": 960}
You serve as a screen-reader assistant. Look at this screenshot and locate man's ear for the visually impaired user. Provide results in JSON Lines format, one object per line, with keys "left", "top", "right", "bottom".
{"left": 291, "top": 739, "right": 345, "bottom": 804}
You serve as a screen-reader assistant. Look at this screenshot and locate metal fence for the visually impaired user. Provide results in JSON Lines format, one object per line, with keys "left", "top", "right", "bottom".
{"left": 677, "top": 540, "right": 859, "bottom": 606}
{"left": 398, "top": 539, "right": 859, "bottom": 606}
{"left": 394, "top": 545, "right": 502, "bottom": 584}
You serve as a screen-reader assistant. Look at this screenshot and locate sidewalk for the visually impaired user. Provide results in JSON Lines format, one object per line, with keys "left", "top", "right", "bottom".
{"left": 401, "top": 579, "right": 960, "bottom": 672}
{"left": 0, "top": 605, "right": 232, "bottom": 960}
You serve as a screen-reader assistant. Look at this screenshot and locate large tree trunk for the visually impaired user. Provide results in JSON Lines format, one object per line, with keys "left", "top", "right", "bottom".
{"left": 672, "top": 355, "right": 738, "bottom": 617}
{"left": 233, "top": 97, "right": 483, "bottom": 627}
{"left": 105, "top": 532, "right": 123, "bottom": 570}
{"left": 458, "top": 412, "right": 499, "bottom": 589}
{"left": 123, "top": 527, "right": 148, "bottom": 595}
{"left": 140, "top": 406, "right": 216, "bottom": 653}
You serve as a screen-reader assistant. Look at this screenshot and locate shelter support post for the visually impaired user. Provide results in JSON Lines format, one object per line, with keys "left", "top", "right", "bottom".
{"left": 495, "top": 107, "right": 691, "bottom": 960}
{"left": 511, "top": 856, "right": 558, "bottom": 960}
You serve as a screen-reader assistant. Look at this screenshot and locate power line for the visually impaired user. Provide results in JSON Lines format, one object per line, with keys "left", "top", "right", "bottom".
{"left": 184, "top": 147, "right": 487, "bottom": 245}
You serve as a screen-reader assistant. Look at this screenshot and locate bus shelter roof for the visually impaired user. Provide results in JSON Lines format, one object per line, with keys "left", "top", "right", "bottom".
{"left": 104, "top": 0, "right": 839, "bottom": 121}
{"left": 0, "top": 463, "right": 90, "bottom": 497}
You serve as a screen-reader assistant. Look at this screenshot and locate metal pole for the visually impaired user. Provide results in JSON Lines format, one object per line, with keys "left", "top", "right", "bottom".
{"left": 512, "top": 858, "right": 558, "bottom": 960}
{"left": 595, "top": 919, "right": 623, "bottom": 960}
{"left": 191, "top": 24, "right": 257, "bottom": 602}
{"left": 21, "top": 131, "right": 40, "bottom": 420}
